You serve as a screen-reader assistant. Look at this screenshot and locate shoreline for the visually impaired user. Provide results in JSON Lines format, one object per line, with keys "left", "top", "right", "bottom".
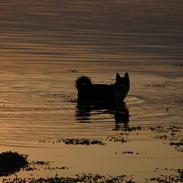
{"left": 1, "top": 125, "right": 183, "bottom": 183}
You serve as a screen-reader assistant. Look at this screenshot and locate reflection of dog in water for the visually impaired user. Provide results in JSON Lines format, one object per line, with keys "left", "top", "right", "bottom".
{"left": 76, "top": 72, "right": 130, "bottom": 102}
{"left": 76, "top": 73, "right": 130, "bottom": 129}
{"left": 76, "top": 99, "right": 129, "bottom": 130}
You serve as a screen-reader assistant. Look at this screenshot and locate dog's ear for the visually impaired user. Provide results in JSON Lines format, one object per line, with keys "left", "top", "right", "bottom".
{"left": 124, "top": 72, "right": 129, "bottom": 80}
{"left": 116, "top": 73, "right": 121, "bottom": 81}
{"left": 124, "top": 72, "right": 130, "bottom": 88}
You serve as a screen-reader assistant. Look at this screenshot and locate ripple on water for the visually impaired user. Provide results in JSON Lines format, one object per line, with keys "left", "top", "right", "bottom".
{"left": 126, "top": 95, "right": 145, "bottom": 105}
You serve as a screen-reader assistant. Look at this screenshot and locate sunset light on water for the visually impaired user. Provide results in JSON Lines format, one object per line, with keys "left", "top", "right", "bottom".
{"left": 0, "top": 0, "right": 183, "bottom": 182}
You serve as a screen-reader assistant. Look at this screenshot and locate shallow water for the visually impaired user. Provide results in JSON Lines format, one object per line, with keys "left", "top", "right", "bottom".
{"left": 0, "top": 0, "right": 183, "bottom": 147}
{"left": 0, "top": 0, "right": 183, "bottom": 181}
{"left": 0, "top": 62, "right": 182, "bottom": 148}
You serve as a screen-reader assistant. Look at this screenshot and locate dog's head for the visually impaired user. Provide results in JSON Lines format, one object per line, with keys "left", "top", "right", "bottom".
{"left": 114, "top": 72, "right": 130, "bottom": 100}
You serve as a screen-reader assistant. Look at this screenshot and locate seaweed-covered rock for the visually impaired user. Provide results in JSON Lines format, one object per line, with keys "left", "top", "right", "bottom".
{"left": 0, "top": 151, "right": 28, "bottom": 176}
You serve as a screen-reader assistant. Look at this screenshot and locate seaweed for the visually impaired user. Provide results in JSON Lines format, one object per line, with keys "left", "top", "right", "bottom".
{"left": 61, "top": 138, "right": 105, "bottom": 145}
{"left": 0, "top": 151, "right": 28, "bottom": 176}
{"left": 2, "top": 174, "right": 136, "bottom": 183}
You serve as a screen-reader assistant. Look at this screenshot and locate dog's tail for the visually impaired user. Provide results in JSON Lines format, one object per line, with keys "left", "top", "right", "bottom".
{"left": 76, "top": 76, "right": 92, "bottom": 91}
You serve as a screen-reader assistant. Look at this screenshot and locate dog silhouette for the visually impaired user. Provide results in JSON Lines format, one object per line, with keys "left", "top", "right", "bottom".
{"left": 76, "top": 72, "right": 130, "bottom": 102}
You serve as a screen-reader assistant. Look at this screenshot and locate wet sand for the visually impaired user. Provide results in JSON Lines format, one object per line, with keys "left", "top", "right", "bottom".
{"left": 1, "top": 126, "right": 183, "bottom": 182}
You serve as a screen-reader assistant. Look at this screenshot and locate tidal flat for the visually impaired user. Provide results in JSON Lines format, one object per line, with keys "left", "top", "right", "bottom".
{"left": 0, "top": 61, "right": 183, "bottom": 182}
{"left": 1, "top": 125, "right": 183, "bottom": 183}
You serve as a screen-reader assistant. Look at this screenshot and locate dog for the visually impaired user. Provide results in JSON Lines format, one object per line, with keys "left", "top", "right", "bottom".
{"left": 76, "top": 72, "right": 130, "bottom": 103}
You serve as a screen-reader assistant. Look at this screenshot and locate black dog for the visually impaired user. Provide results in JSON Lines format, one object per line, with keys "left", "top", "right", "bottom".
{"left": 76, "top": 73, "right": 130, "bottom": 102}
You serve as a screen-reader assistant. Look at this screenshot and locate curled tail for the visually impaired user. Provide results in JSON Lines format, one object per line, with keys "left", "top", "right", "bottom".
{"left": 76, "top": 76, "right": 92, "bottom": 91}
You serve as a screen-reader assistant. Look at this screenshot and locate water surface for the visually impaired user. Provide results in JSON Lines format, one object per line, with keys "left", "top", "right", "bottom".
{"left": 0, "top": 1, "right": 183, "bottom": 180}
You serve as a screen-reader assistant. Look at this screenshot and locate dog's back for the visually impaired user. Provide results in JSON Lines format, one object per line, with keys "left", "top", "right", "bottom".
{"left": 76, "top": 73, "right": 130, "bottom": 102}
